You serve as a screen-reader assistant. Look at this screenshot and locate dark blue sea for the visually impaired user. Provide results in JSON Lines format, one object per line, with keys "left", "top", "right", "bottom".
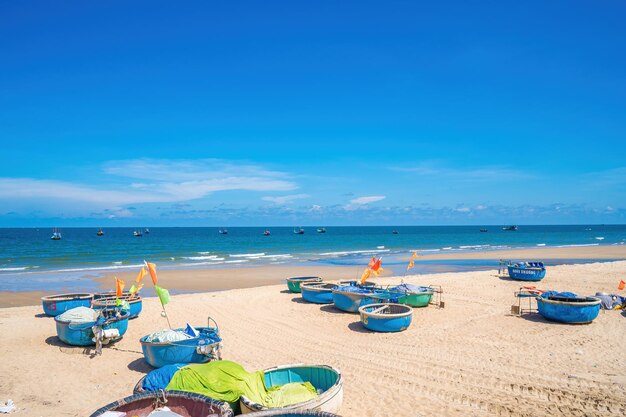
{"left": 0, "top": 225, "right": 624, "bottom": 292}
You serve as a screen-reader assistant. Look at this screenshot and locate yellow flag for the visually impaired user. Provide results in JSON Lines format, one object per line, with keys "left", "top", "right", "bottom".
{"left": 406, "top": 260, "right": 415, "bottom": 271}
{"left": 135, "top": 266, "right": 147, "bottom": 283}
{"left": 360, "top": 268, "right": 371, "bottom": 284}
{"left": 412, "top": 251, "right": 418, "bottom": 259}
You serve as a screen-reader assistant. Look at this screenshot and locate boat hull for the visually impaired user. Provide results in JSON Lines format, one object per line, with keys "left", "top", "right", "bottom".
{"left": 55, "top": 311, "right": 130, "bottom": 346}
{"left": 537, "top": 297, "right": 601, "bottom": 324}
{"left": 92, "top": 296, "right": 143, "bottom": 319}
{"left": 240, "top": 364, "right": 343, "bottom": 414}
{"left": 41, "top": 293, "right": 94, "bottom": 317}
{"left": 300, "top": 283, "right": 335, "bottom": 304}
{"left": 286, "top": 277, "right": 322, "bottom": 293}
{"left": 90, "top": 390, "right": 233, "bottom": 417}
{"left": 359, "top": 303, "right": 413, "bottom": 332}
{"left": 507, "top": 266, "right": 546, "bottom": 281}
{"left": 397, "top": 292, "right": 433, "bottom": 307}
{"left": 140, "top": 326, "right": 221, "bottom": 368}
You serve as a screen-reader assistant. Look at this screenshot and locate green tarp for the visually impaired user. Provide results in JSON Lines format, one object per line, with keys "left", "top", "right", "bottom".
{"left": 166, "top": 360, "right": 317, "bottom": 409}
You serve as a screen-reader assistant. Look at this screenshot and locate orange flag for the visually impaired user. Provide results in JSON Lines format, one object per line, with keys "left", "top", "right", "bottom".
{"left": 371, "top": 258, "right": 382, "bottom": 272}
{"left": 360, "top": 268, "right": 371, "bottom": 284}
{"left": 367, "top": 256, "right": 376, "bottom": 268}
{"left": 145, "top": 261, "right": 158, "bottom": 285}
{"left": 115, "top": 278, "right": 125, "bottom": 297}
{"left": 619, "top": 280, "right": 625, "bottom": 290}
{"left": 406, "top": 260, "right": 415, "bottom": 271}
{"left": 412, "top": 251, "right": 418, "bottom": 259}
{"left": 135, "top": 266, "right": 147, "bottom": 283}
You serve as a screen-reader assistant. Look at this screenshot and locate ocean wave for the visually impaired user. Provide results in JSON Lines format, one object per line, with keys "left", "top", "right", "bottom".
{"left": 536, "top": 243, "right": 546, "bottom": 247}
{"left": 229, "top": 253, "right": 265, "bottom": 258}
{"left": 112, "top": 261, "right": 123, "bottom": 265}
{"left": 318, "top": 249, "right": 390, "bottom": 256}
{"left": 224, "top": 260, "right": 249, "bottom": 264}
{"left": 595, "top": 237, "right": 604, "bottom": 240}
{"left": 197, "top": 251, "right": 212, "bottom": 255}
{"left": 183, "top": 255, "right": 223, "bottom": 261}
{"left": 259, "top": 254, "right": 293, "bottom": 259}
{"left": 54, "top": 264, "right": 145, "bottom": 273}
{"left": 555, "top": 244, "right": 600, "bottom": 248}
{"left": 0, "top": 267, "right": 29, "bottom": 271}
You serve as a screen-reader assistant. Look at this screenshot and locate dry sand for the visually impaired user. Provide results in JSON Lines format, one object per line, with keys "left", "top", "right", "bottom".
{"left": 1, "top": 261, "right": 625, "bottom": 416}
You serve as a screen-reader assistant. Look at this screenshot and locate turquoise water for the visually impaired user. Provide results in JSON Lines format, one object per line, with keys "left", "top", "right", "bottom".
{"left": 0, "top": 225, "right": 624, "bottom": 292}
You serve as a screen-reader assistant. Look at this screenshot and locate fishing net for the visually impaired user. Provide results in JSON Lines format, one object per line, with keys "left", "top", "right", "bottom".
{"left": 56, "top": 306, "right": 99, "bottom": 323}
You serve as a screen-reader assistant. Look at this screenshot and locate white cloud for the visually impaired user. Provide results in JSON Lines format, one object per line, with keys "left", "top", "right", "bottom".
{"left": 262, "top": 194, "right": 310, "bottom": 205}
{"left": 392, "top": 162, "right": 533, "bottom": 181}
{"left": 345, "top": 195, "right": 386, "bottom": 210}
{"left": 454, "top": 207, "right": 471, "bottom": 213}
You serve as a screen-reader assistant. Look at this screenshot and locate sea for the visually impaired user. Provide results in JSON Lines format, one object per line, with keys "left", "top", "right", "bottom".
{"left": 0, "top": 225, "right": 624, "bottom": 293}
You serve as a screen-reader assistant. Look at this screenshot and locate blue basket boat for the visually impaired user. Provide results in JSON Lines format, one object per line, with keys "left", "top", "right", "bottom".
{"left": 300, "top": 282, "right": 337, "bottom": 304}
{"left": 507, "top": 261, "right": 546, "bottom": 281}
{"left": 332, "top": 285, "right": 399, "bottom": 313}
{"left": 286, "top": 276, "right": 322, "bottom": 293}
{"left": 94, "top": 290, "right": 132, "bottom": 299}
{"left": 90, "top": 390, "right": 234, "bottom": 417}
{"left": 536, "top": 293, "right": 601, "bottom": 324}
{"left": 41, "top": 293, "right": 93, "bottom": 317}
{"left": 92, "top": 295, "right": 143, "bottom": 319}
{"left": 240, "top": 364, "right": 343, "bottom": 414}
{"left": 358, "top": 303, "right": 413, "bottom": 332}
{"left": 55, "top": 309, "right": 130, "bottom": 346}
{"left": 140, "top": 324, "right": 222, "bottom": 368}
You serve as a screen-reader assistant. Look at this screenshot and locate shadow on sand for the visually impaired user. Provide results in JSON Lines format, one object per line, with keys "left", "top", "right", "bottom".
{"left": 347, "top": 321, "right": 371, "bottom": 334}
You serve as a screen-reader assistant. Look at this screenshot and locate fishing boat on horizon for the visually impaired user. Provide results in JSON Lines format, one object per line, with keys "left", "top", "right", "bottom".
{"left": 96, "top": 228, "right": 104, "bottom": 236}
{"left": 133, "top": 229, "right": 143, "bottom": 237}
{"left": 263, "top": 229, "right": 271, "bottom": 236}
{"left": 144, "top": 228, "right": 150, "bottom": 234}
{"left": 317, "top": 227, "right": 327, "bottom": 233}
{"left": 502, "top": 225, "right": 518, "bottom": 231}
{"left": 293, "top": 227, "right": 304, "bottom": 234}
{"left": 392, "top": 230, "right": 399, "bottom": 234}
{"left": 218, "top": 228, "right": 228, "bottom": 235}
{"left": 480, "top": 229, "right": 488, "bottom": 232}
{"left": 50, "top": 228, "right": 62, "bottom": 240}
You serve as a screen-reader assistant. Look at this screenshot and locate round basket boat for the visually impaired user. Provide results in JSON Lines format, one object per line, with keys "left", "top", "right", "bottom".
{"left": 140, "top": 325, "right": 222, "bottom": 368}
{"left": 300, "top": 282, "right": 337, "bottom": 304}
{"left": 507, "top": 262, "right": 546, "bottom": 282}
{"left": 90, "top": 390, "right": 234, "bottom": 417}
{"left": 41, "top": 293, "right": 93, "bottom": 317}
{"left": 55, "top": 309, "right": 130, "bottom": 346}
{"left": 391, "top": 284, "right": 434, "bottom": 307}
{"left": 92, "top": 295, "right": 143, "bottom": 319}
{"left": 536, "top": 295, "right": 601, "bottom": 324}
{"left": 240, "top": 364, "right": 343, "bottom": 414}
{"left": 286, "top": 277, "right": 322, "bottom": 293}
{"left": 358, "top": 303, "right": 413, "bottom": 332}
{"left": 94, "top": 290, "right": 131, "bottom": 299}
{"left": 332, "top": 285, "right": 396, "bottom": 313}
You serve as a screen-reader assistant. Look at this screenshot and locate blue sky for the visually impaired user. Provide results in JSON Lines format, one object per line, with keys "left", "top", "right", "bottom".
{"left": 1, "top": 1, "right": 625, "bottom": 226}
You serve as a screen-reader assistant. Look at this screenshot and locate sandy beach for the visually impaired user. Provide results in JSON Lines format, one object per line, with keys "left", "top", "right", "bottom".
{"left": 0, "top": 260, "right": 625, "bottom": 416}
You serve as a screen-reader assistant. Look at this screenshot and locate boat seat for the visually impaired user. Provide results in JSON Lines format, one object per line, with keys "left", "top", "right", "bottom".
{"left": 369, "top": 305, "right": 389, "bottom": 315}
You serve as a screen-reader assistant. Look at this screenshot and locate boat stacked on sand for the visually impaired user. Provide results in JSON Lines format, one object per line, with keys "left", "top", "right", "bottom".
{"left": 300, "top": 282, "right": 337, "bottom": 304}
{"left": 140, "top": 320, "right": 222, "bottom": 368}
{"left": 41, "top": 293, "right": 93, "bottom": 316}
{"left": 390, "top": 284, "right": 434, "bottom": 307}
{"left": 54, "top": 306, "right": 130, "bottom": 347}
{"left": 507, "top": 261, "right": 546, "bottom": 281}
{"left": 286, "top": 276, "right": 322, "bottom": 293}
{"left": 359, "top": 303, "right": 413, "bottom": 332}
{"left": 331, "top": 284, "right": 401, "bottom": 313}
{"left": 536, "top": 291, "right": 601, "bottom": 324}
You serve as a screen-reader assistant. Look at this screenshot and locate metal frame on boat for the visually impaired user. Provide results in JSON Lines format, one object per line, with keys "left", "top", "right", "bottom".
{"left": 92, "top": 295, "right": 143, "bottom": 319}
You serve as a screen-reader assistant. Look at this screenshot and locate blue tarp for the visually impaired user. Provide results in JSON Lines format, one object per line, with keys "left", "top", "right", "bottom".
{"left": 541, "top": 291, "right": 578, "bottom": 299}
{"left": 142, "top": 364, "right": 187, "bottom": 391}
{"left": 391, "top": 284, "right": 431, "bottom": 293}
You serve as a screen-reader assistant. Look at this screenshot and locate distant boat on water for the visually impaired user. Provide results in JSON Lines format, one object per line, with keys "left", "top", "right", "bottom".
{"left": 263, "top": 229, "right": 271, "bottom": 236}
{"left": 502, "top": 225, "right": 518, "bottom": 231}
{"left": 133, "top": 229, "right": 143, "bottom": 237}
{"left": 96, "top": 228, "right": 104, "bottom": 236}
{"left": 144, "top": 228, "right": 150, "bottom": 234}
{"left": 293, "top": 227, "right": 305, "bottom": 235}
{"left": 50, "top": 228, "right": 62, "bottom": 240}
{"left": 480, "top": 229, "right": 488, "bottom": 233}
{"left": 317, "top": 227, "right": 327, "bottom": 233}
{"left": 392, "top": 230, "right": 399, "bottom": 234}
{"left": 218, "top": 229, "right": 228, "bottom": 235}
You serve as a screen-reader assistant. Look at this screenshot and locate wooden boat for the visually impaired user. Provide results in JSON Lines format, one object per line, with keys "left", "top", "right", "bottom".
{"left": 90, "top": 390, "right": 234, "bottom": 417}
{"left": 240, "top": 364, "right": 343, "bottom": 414}
{"left": 331, "top": 285, "right": 394, "bottom": 313}
{"left": 502, "top": 225, "right": 518, "bottom": 231}
{"left": 286, "top": 276, "right": 322, "bottom": 293}
{"left": 536, "top": 294, "right": 601, "bottom": 324}
{"left": 55, "top": 308, "right": 130, "bottom": 346}
{"left": 264, "top": 229, "right": 271, "bottom": 236}
{"left": 140, "top": 325, "right": 222, "bottom": 368}
{"left": 359, "top": 303, "right": 413, "bottom": 332}
{"left": 507, "top": 261, "right": 546, "bottom": 281}
{"left": 219, "top": 228, "right": 229, "bottom": 235}
{"left": 479, "top": 229, "right": 488, "bottom": 232}
{"left": 41, "top": 293, "right": 93, "bottom": 317}
{"left": 92, "top": 295, "right": 143, "bottom": 319}
{"left": 392, "top": 230, "right": 399, "bottom": 234}
{"left": 316, "top": 227, "right": 326, "bottom": 233}
{"left": 300, "top": 282, "right": 336, "bottom": 304}
{"left": 96, "top": 228, "right": 104, "bottom": 236}
{"left": 390, "top": 284, "right": 434, "bottom": 307}
{"left": 293, "top": 227, "right": 305, "bottom": 235}
{"left": 134, "top": 229, "right": 143, "bottom": 237}
{"left": 50, "top": 227, "right": 62, "bottom": 240}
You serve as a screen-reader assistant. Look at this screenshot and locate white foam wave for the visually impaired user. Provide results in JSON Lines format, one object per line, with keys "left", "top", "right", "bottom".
{"left": 555, "top": 243, "right": 599, "bottom": 248}
{"left": 0, "top": 267, "right": 28, "bottom": 271}
{"left": 595, "top": 237, "right": 604, "bottom": 240}
{"left": 230, "top": 253, "right": 265, "bottom": 258}
{"left": 536, "top": 243, "right": 546, "bottom": 247}
{"left": 197, "top": 251, "right": 211, "bottom": 255}
{"left": 224, "top": 260, "right": 249, "bottom": 264}
{"left": 318, "top": 249, "right": 390, "bottom": 256}
{"left": 183, "top": 255, "right": 223, "bottom": 261}
{"left": 55, "top": 264, "right": 145, "bottom": 273}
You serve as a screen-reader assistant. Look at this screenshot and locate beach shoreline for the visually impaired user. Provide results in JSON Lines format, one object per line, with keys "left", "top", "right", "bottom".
{"left": 2, "top": 244, "right": 625, "bottom": 308}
